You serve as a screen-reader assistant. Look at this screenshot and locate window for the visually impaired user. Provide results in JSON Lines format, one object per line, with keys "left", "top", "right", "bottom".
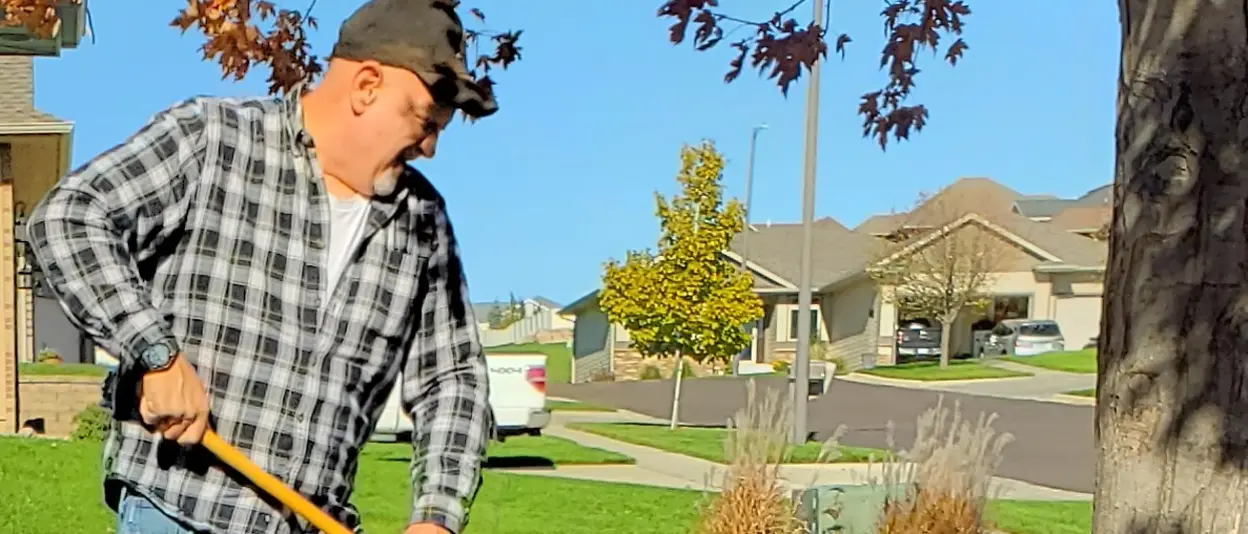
{"left": 789, "top": 309, "right": 821, "bottom": 341}
{"left": 1018, "top": 321, "right": 1062, "bottom": 337}
{"left": 991, "top": 295, "right": 1031, "bottom": 322}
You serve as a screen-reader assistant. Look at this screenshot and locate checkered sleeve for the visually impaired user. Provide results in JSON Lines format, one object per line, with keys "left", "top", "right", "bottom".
{"left": 401, "top": 205, "right": 493, "bottom": 534}
{"left": 26, "top": 99, "right": 207, "bottom": 396}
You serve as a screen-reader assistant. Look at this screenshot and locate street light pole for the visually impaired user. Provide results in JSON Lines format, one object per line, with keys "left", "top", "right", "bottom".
{"left": 736, "top": 124, "right": 767, "bottom": 375}
{"left": 791, "top": 0, "right": 824, "bottom": 445}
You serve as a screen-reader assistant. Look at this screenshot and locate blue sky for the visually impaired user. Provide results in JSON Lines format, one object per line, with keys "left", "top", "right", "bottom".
{"left": 33, "top": 1, "right": 1119, "bottom": 306}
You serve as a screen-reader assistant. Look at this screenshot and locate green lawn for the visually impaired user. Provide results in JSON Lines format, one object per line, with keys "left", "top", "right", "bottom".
{"left": 486, "top": 342, "right": 571, "bottom": 384}
{"left": 988, "top": 500, "right": 1091, "bottom": 534}
{"left": 857, "top": 360, "right": 1032, "bottom": 381}
{"left": 1065, "top": 389, "right": 1096, "bottom": 398}
{"left": 18, "top": 362, "right": 111, "bottom": 378}
{"left": 483, "top": 435, "right": 633, "bottom": 466}
{"left": 1005, "top": 349, "right": 1097, "bottom": 374}
{"left": 0, "top": 436, "right": 696, "bottom": 534}
{"left": 566, "top": 422, "right": 888, "bottom": 464}
{"left": 0, "top": 437, "right": 1090, "bottom": 534}
{"left": 546, "top": 399, "right": 616, "bottom": 412}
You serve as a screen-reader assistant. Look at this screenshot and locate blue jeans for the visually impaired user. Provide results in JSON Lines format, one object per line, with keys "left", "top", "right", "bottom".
{"left": 116, "top": 490, "right": 193, "bottom": 534}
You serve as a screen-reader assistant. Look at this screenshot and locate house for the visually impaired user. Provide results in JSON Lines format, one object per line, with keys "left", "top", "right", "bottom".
{"left": 563, "top": 177, "right": 1109, "bottom": 383}
{"left": 472, "top": 295, "right": 575, "bottom": 347}
{"left": 0, "top": 5, "right": 88, "bottom": 434}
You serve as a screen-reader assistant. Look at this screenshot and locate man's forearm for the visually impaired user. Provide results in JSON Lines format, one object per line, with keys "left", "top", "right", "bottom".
{"left": 26, "top": 99, "right": 205, "bottom": 413}
{"left": 407, "top": 362, "right": 492, "bottom": 534}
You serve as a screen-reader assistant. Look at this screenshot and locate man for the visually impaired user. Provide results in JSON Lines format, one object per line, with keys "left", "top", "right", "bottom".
{"left": 27, "top": 1, "right": 495, "bottom": 533}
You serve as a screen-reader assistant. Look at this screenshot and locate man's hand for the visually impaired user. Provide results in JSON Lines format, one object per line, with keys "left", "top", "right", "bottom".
{"left": 139, "top": 355, "right": 211, "bottom": 446}
{"left": 403, "top": 524, "right": 450, "bottom": 534}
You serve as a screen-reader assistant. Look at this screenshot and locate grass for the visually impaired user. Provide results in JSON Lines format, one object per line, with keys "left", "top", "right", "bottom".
{"left": 857, "top": 360, "right": 1032, "bottom": 381}
{"left": 486, "top": 342, "right": 571, "bottom": 384}
{"left": 0, "top": 436, "right": 698, "bottom": 534}
{"left": 987, "top": 500, "right": 1091, "bottom": 534}
{"left": 0, "top": 437, "right": 1091, "bottom": 534}
{"left": 1065, "top": 389, "right": 1096, "bottom": 398}
{"left": 565, "top": 422, "right": 888, "bottom": 464}
{"left": 1004, "top": 349, "right": 1097, "bottom": 374}
{"left": 546, "top": 399, "right": 615, "bottom": 412}
{"left": 483, "top": 435, "right": 633, "bottom": 466}
{"left": 18, "top": 362, "right": 111, "bottom": 378}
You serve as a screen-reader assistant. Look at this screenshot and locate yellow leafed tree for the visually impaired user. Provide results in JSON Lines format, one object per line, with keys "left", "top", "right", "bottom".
{"left": 599, "top": 141, "right": 762, "bottom": 429}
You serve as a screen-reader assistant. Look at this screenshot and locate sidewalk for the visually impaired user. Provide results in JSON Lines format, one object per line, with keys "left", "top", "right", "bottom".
{"left": 837, "top": 361, "right": 1096, "bottom": 405}
{"left": 495, "top": 411, "right": 1091, "bottom": 501}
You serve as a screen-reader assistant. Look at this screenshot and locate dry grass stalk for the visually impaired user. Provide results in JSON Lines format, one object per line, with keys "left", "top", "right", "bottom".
{"left": 694, "top": 381, "right": 805, "bottom": 534}
{"left": 871, "top": 395, "right": 1014, "bottom": 534}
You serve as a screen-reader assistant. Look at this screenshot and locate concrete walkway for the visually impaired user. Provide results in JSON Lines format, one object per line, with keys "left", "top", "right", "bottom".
{"left": 495, "top": 411, "right": 1091, "bottom": 501}
{"left": 838, "top": 360, "right": 1096, "bottom": 405}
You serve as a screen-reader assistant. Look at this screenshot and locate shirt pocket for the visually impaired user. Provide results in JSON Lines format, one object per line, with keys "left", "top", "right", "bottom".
{"left": 353, "top": 246, "right": 428, "bottom": 352}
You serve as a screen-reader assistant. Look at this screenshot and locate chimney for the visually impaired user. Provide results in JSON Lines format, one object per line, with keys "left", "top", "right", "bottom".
{"left": 0, "top": 57, "right": 37, "bottom": 112}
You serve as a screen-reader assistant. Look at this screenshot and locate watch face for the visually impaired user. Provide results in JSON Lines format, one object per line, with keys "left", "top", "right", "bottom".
{"left": 143, "top": 343, "right": 173, "bottom": 369}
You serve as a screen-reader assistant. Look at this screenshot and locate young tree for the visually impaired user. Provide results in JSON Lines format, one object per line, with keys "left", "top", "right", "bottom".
{"left": 1, "top": 0, "right": 521, "bottom": 97}
{"left": 599, "top": 141, "right": 762, "bottom": 429}
{"left": 868, "top": 212, "right": 1004, "bottom": 368}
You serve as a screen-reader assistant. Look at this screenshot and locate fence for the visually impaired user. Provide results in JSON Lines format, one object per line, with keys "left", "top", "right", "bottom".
{"left": 478, "top": 311, "right": 555, "bottom": 347}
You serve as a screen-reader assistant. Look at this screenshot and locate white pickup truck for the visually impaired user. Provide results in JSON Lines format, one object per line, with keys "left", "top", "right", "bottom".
{"left": 371, "top": 352, "right": 551, "bottom": 443}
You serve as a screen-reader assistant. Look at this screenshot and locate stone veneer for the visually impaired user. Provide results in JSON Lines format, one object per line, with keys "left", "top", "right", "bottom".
{"left": 17, "top": 375, "right": 104, "bottom": 438}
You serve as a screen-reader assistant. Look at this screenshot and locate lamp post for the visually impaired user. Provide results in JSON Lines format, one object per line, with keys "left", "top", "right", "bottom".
{"left": 791, "top": 0, "right": 825, "bottom": 445}
{"left": 736, "top": 124, "right": 767, "bottom": 375}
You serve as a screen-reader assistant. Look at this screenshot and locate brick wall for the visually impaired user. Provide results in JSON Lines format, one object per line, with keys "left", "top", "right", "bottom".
{"left": 613, "top": 349, "right": 714, "bottom": 381}
{"left": 18, "top": 375, "right": 104, "bottom": 438}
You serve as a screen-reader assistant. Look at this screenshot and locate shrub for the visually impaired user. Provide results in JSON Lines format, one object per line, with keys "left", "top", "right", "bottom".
{"left": 36, "top": 347, "right": 61, "bottom": 363}
{"left": 694, "top": 380, "right": 805, "bottom": 534}
{"left": 71, "top": 404, "right": 112, "bottom": 443}
{"left": 770, "top": 360, "right": 791, "bottom": 374}
{"left": 588, "top": 369, "right": 615, "bottom": 382}
{"left": 870, "top": 396, "right": 1014, "bottom": 534}
{"left": 671, "top": 359, "right": 697, "bottom": 379}
{"left": 639, "top": 364, "right": 663, "bottom": 380}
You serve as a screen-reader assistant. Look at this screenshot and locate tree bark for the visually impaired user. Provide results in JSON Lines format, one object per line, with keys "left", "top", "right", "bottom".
{"left": 1097, "top": 1, "right": 1248, "bottom": 531}
{"left": 669, "top": 352, "right": 685, "bottom": 430}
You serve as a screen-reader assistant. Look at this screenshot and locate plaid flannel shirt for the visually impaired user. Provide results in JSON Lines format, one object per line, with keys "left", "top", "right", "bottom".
{"left": 26, "top": 90, "right": 493, "bottom": 534}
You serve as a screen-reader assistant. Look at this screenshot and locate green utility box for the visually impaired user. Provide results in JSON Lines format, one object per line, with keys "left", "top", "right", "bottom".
{"left": 793, "top": 483, "right": 911, "bottom": 533}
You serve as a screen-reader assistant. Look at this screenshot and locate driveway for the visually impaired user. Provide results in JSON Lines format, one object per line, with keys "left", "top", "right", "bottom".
{"left": 549, "top": 375, "right": 1094, "bottom": 493}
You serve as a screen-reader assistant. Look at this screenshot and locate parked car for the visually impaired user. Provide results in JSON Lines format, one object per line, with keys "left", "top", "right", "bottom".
{"left": 986, "top": 319, "right": 1066, "bottom": 357}
{"left": 895, "top": 319, "right": 942, "bottom": 358}
{"left": 372, "top": 352, "right": 551, "bottom": 443}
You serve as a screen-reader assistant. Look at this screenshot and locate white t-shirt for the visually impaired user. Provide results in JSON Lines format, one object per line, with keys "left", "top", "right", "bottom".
{"left": 325, "top": 194, "right": 372, "bottom": 297}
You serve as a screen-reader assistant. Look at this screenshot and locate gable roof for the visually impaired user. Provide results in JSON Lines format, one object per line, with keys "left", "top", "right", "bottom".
{"left": 1049, "top": 205, "right": 1110, "bottom": 232}
{"left": 1014, "top": 184, "right": 1112, "bottom": 218}
{"left": 0, "top": 57, "right": 70, "bottom": 129}
{"left": 727, "top": 217, "right": 885, "bottom": 288}
{"left": 873, "top": 213, "right": 1062, "bottom": 267}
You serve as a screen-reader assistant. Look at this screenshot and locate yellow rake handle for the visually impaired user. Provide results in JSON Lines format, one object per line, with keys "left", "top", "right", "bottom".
{"left": 202, "top": 429, "right": 353, "bottom": 534}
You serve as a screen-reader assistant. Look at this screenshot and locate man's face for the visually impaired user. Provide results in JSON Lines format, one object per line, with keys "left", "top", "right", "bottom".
{"left": 347, "top": 61, "right": 453, "bottom": 171}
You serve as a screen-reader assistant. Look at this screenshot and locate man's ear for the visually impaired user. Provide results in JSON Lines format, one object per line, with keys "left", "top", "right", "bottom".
{"left": 349, "top": 61, "right": 385, "bottom": 115}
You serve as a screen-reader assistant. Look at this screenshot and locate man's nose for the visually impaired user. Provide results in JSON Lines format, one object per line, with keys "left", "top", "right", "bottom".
{"left": 414, "top": 132, "right": 439, "bottom": 159}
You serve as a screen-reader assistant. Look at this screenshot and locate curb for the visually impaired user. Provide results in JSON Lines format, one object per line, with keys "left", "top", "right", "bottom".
{"left": 841, "top": 373, "right": 1034, "bottom": 387}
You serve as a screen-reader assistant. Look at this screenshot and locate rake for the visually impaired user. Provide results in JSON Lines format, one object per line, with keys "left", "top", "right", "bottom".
{"left": 203, "top": 429, "right": 354, "bottom": 534}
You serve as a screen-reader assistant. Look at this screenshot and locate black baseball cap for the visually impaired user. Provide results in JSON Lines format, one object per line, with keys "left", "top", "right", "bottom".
{"left": 332, "top": 0, "right": 499, "bottom": 118}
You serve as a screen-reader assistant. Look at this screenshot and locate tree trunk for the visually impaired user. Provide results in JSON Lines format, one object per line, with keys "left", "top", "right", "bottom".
{"left": 1097, "top": 1, "right": 1248, "bottom": 531}
{"left": 939, "top": 316, "right": 953, "bottom": 368}
{"left": 669, "top": 352, "right": 685, "bottom": 430}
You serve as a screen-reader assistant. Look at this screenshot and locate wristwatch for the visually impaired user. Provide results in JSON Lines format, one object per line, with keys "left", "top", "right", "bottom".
{"left": 138, "top": 338, "right": 180, "bottom": 372}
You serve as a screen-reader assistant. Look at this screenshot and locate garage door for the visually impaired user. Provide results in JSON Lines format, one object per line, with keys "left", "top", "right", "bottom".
{"left": 1054, "top": 296, "right": 1103, "bottom": 349}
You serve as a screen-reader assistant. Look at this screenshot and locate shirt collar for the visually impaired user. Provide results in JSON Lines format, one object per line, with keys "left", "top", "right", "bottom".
{"left": 282, "top": 82, "right": 316, "bottom": 149}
